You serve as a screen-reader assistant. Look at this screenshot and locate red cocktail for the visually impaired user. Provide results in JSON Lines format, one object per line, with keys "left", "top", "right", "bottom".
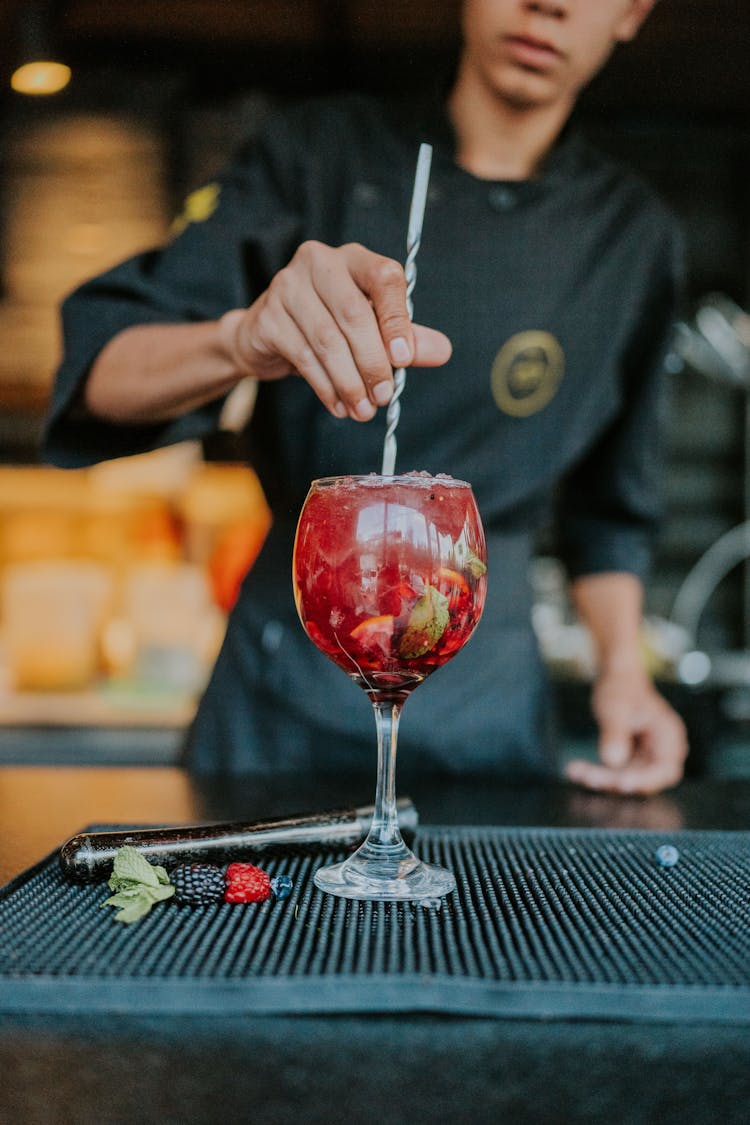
{"left": 293, "top": 473, "right": 487, "bottom": 900}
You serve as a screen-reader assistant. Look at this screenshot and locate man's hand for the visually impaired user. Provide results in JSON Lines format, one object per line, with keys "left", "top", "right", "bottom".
{"left": 218, "top": 240, "right": 452, "bottom": 422}
{"left": 564, "top": 666, "right": 688, "bottom": 795}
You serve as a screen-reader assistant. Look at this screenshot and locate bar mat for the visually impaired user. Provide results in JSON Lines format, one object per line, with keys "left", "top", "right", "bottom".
{"left": 1, "top": 826, "right": 749, "bottom": 1022}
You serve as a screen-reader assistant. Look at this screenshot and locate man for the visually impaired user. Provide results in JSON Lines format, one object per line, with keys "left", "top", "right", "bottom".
{"left": 45, "top": 0, "right": 687, "bottom": 792}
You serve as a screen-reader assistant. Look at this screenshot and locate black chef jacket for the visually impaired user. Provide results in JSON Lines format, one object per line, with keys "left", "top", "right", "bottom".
{"left": 43, "top": 93, "right": 684, "bottom": 779}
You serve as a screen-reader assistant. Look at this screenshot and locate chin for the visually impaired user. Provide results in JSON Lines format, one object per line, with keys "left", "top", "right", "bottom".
{"left": 487, "top": 67, "right": 561, "bottom": 112}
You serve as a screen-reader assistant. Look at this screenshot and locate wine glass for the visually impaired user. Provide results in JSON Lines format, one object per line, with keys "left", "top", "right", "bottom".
{"left": 292, "top": 473, "right": 487, "bottom": 901}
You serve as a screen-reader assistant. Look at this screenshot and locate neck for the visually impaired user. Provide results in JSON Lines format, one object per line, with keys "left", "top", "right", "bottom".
{"left": 447, "top": 62, "right": 575, "bottom": 181}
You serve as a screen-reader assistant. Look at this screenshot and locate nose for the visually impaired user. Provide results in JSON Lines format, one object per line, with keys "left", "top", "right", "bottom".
{"left": 523, "top": 0, "right": 568, "bottom": 18}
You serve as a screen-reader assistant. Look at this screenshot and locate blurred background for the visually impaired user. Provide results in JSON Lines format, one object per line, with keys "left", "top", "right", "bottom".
{"left": 0, "top": 0, "right": 748, "bottom": 772}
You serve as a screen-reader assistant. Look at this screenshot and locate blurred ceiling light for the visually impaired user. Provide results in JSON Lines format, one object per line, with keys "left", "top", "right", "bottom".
{"left": 11, "top": 61, "right": 71, "bottom": 96}
{"left": 10, "top": 1, "right": 70, "bottom": 97}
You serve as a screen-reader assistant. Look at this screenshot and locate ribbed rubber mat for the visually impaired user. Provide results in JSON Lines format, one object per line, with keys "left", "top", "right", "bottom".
{"left": 1, "top": 826, "right": 749, "bottom": 1022}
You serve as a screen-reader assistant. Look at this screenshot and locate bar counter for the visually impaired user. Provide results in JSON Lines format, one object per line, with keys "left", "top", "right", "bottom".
{"left": 2, "top": 764, "right": 750, "bottom": 1124}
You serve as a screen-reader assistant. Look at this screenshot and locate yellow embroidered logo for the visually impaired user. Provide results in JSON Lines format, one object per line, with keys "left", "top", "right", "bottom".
{"left": 171, "top": 182, "right": 221, "bottom": 236}
{"left": 490, "top": 330, "right": 564, "bottom": 417}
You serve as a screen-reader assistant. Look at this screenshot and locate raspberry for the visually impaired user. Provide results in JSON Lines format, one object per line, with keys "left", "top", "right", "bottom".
{"left": 224, "top": 862, "right": 272, "bottom": 904}
{"left": 171, "top": 863, "right": 225, "bottom": 906}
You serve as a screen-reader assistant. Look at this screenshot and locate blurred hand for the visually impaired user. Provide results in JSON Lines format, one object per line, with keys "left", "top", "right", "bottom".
{"left": 564, "top": 667, "right": 688, "bottom": 796}
{"left": 218, "top": 240, "right": 452, "bottom": 421}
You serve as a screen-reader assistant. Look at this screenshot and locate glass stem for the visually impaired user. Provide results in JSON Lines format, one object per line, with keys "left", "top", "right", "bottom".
{"left": 352, "top": 699, "right": 417, "bottom": 872}
{"left": 371, "top": 699, "right": 403, "bottom": 848}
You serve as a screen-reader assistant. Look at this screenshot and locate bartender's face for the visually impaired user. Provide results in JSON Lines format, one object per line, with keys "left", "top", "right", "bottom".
{"left": 459, "top": 0, "right": 656, "bottom": 111}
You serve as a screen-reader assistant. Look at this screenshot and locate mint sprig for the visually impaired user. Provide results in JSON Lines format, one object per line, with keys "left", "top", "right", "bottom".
{"left": 399, "top": 585, "right": 449, "bottom": 659}
{"left": 101, "top": 845, "right": 175, "bottom": 924}
{"left": 465, "top": 550, "right": 487, "bottom": 579}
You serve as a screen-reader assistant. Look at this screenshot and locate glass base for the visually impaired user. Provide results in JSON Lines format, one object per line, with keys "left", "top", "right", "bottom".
{"left": 313, "top": 856, "right": 456, "bottom": 901}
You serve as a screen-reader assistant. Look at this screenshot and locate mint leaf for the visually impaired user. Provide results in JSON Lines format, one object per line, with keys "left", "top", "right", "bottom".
{"left": 101, "top": 846, "right": 176, "bottom": 924}
{"left": 399, "top": 586, "right": 449, "bottom": 659}
{"left": 102, "top": 888, "right": 145, "bottom": 905}
{"left": 111, "top": 845, "right": 161, "bottom": 888}
{"left": 114, "top": 901, "right": 152, "bottom": 925}
{"left": 105, "top": 891, "right": 154, "bottom": 925}
{"left": 107, "top": 876, "right": 141, "bottom": 893}
{"left": 465, "top": 550, "right": 487, "bottom": 578}
{"left": 101, "top": 883, "right": 174, "bottom": 924}
{"left": 142, "top": 884, "right": 175, "bottom": 904}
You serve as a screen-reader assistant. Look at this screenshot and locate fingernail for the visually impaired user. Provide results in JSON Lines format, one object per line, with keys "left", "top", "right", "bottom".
{"left": 372, "top": 381, "right": 392, "bottom": 406}
{"left": 389, "top": 337, "right": 410, "bottom": 366}
{"left": 332, "top": 401, "right": 347, "bottom": 418}
{"left": 353, "top": 398, "right": 376, "bottom": 421}
{"left": 602, "top": 741, "right": 629, "bottom": 768}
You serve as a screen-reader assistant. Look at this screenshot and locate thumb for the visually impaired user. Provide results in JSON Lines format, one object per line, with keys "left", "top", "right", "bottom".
{"left": 410, "top": 324, "right": 453, "bottom": 368}
{"left": 598, "top": 724, "right": 632, "bottom": 769}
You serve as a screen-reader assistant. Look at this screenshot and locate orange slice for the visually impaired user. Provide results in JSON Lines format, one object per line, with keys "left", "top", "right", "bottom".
{"left": 438, "top": 567, "right": 470, "bottom": 596}
{"left": 350, "top": 614, "right": 395, "bottom": 647}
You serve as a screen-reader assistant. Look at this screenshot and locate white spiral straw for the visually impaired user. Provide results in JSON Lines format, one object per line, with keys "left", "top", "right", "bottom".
{"left": 381, "top": 143, "right": 433, "bottom": 476}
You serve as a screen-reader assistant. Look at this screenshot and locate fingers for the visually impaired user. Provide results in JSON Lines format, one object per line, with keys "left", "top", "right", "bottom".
{"left": 597, "top": 727, "right": 630, "bottom": 770}
{"left": 238, "top": 241, "right": 451, "bottom": 420}
{"left": 565, "top": 700, "right": 688, "bottom": 797}
{"left": 277, "top": 261, "right": 385, "bottom": 421}
{"left": 564, "top": 752, "right": 683, "bottom": 797}
{"left": 412, "top": 325, "right": 453, "bottom": 368}
{"left": 342, "top": 245, "right": 414, "bottom": 371}
{"left": 258, "top": 304, "right": 351, "bottom": 420}
{"left": 342, "top": 246, "right": 450, "bottom": 370}
{"left": 306, "top": 244, "right": 402, "bottom": 417}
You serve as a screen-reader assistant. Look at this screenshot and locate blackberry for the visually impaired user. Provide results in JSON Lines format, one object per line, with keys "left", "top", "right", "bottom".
{"left": 171, "top": 863, "right": 225, "bottom": 906}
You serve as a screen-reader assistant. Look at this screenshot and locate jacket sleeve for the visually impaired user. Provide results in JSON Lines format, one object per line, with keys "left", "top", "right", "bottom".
{"left": 555, "top": 220, "right": 686, "bottom": 582}
{"left": 42, "top": 110, "right": 304, "bottom": 469}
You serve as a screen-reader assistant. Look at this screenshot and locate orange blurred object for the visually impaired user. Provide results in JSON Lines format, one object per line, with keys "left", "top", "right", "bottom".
{"left": 207, "top": 513, "right": 272, "bottom": 612}
{"left": 130, "top": 501, "right": 183, "bottom": 561}
{"left": 1, "top": 561, "right": 112, "bottom": 690}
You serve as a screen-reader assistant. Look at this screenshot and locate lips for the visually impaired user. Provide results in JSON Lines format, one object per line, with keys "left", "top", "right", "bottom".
{"left": 505, "top": 34, "right": 563, "bottom": 70}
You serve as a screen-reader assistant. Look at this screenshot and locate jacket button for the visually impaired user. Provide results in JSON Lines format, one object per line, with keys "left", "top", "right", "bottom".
{"left": 261, "top": 620, "right": 284, "bottom": 653}
{"left": 353, "top": 182, "right": 381, "bottom": 206}
{"left": 488, "top": 186, "right": 517, "bottom": 212}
